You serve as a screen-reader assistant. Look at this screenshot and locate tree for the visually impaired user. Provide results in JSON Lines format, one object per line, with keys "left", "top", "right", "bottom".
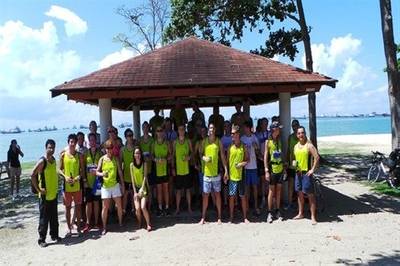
{"left": 115, "top": 0, "right": 169, "bottom": 54}
{"left": 379, "top": 0, "right": 400, "bottom": 149}
{"left": 165, "top": 0, "right": 319, "bottom": 147}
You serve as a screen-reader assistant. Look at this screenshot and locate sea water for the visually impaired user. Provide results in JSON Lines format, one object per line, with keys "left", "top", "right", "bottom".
{"left": 0, "top": 116, "right": 391, "bottom": 163}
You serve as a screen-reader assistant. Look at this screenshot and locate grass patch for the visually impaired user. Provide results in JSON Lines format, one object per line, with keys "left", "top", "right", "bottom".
{"left": 21, "top": 161, "right": 35, "bottom": 171}
{"left": 366, "top": 181, "right": 400, "bottom": 197}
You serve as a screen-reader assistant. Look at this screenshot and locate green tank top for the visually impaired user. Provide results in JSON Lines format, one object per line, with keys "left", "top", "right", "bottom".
{"left": 122, "top": 146, "right": 134, "bottom": 183}
{"left": 101, "top": 156, "right": 118, "bottom": 188}
{"left": 175, "top": 138, "right": 189, "bottom": 175}
{"left": 85, "top": 149, "right": 102, "bottom": 188}
{"left": 229, "top": 144, "right": 245, "bottom": 181}
{"left": 131, "top": 162, "right": 144, "bottom": 187}
{"left": 154, "top": 140, "right": 168, "bottom": 177}
{"left": 63, "top": 152, "right": 81, "bottom": 192}
{"left": 39, "top": 158, "right": 58, "bottom": 201}
{"left": 288, "top": 133, "right": 298, "bottom": 168}
{"left": 204, "top": 138, "right": 220, "bottom": 177}
{"left": 294, "top": 142, "right": 309, "bottom": 172}
{"left": 267, "top": 139, "right": 283, "bottom": 174}
{"left": 140, "top": 137, "right": 154, "bottom": 172}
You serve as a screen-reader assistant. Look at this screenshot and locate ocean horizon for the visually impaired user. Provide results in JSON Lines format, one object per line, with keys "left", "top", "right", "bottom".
{"left": 0, "top": 116, "right": 390, "bottom": 162}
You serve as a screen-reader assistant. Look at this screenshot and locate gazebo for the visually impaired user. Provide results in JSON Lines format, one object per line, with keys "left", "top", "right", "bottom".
{"left": 51, "top": 37, "right": 337, "bottom": 153}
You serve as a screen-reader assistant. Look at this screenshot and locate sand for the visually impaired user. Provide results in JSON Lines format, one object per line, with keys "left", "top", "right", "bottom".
{"left": 0, "top": 134, "right": 399, "bottom": 265}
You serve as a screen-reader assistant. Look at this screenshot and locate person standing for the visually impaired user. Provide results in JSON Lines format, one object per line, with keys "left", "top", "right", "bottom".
{"left": 264, "top": 121, "right": 284, "bottom": 223}
{"left": 121, "top": 128, "right": 135, "bottom": 216}
{"left": 191, "top": 101, "right": 205, "bottom": 128}
{"left": 209, "top": 106, "right": 225, "bottom": 138}
{"left": 172, "top": 124, "right": 194, "bottom": 215}
{"left": 286, "top": 119, "right": 300, "bottom": 209}
{"left": 164, "top": 118, "right": 178, "bottom": 142}
{"left": 85, "top": 121, "right": 101, "bottom": 147}
{"left": 96, "top": 140, "right": 125, "bottom": 235}
{"left": 149, "top": 107, "right": 164, "bottom": 137}
{"left": 139, "top": 121, "right": 155, "bottom": 210}
{"left": 230, "top": 101, "right": 246, "bottom": 129}
{"left": 199, "top": 123, "right": 228, "bottom": 225}
{"left": 152, "top": 125, "right": 172, "bottom": 217}
{"left": 83, "top": 133, "right": 102, "bottom": 232}
{"left": 227, "top": 126, "right": 249, "bottom": 223}
{"left": 31, "top": 139, "right": 61, "bottom": 247}
{"left": 7, "top": 139, "right": 24, "bottom": 199}
{"left": 241, "top": 121, "right": 261, "bottom": 216}
{"left": 255, "top": 118, "right": 269, "bottom": 209}
{"left": 293, "top": 126, "right": 320, "bottom": 225}
{"left": 59, "top": 134, "right": 85, "bottom": 236}
{"left": 170, "top": 99, "right": 188, "bottom": 129}
{"left": 130, "top": 147, "right": 152, "bottom": 232}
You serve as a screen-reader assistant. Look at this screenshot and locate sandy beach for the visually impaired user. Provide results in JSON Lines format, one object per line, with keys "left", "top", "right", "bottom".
{"left": 0, "top": 134, "right": 399, "bottom": 265}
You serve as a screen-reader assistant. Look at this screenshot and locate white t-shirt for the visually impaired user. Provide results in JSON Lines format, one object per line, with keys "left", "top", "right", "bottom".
{"left": 240, "top": 134, "right": 259, "bottom": 169}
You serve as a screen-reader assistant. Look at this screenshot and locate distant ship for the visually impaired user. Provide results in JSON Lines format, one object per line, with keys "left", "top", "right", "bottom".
{"left": 1, "top": 127, "right": 23, "bottom": 134}
{"left": 32, "top": 126, "right": 58, "bottom": 132}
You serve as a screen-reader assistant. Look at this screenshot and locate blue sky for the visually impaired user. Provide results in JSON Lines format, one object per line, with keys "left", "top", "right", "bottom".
{"left": 0, "top": 0, "right": 398, "bottom": 130}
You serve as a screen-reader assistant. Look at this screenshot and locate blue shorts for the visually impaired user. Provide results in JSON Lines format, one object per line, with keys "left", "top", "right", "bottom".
{"left": 203, "top": 175, "right": 221, "bottom": 194}
{"left": 245, "top": 169, "right": 259, "bottom": 186}
{"left": 295, "top": 173, "right": 314, "bottom": 194}
{"left": 228, "top": 179, "right": 245, "bottom": 197}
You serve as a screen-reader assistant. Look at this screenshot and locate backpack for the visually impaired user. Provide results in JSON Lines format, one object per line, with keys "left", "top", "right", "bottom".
{"left": 31, "top": 156, "right": 47, "bottom": 194}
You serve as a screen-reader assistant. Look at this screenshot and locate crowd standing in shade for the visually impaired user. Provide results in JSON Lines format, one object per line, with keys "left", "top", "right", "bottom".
{"left": 26, "top": 102, "right": 321, "bottom": 247}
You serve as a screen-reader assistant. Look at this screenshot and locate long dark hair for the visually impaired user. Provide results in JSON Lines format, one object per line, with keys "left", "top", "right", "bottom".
{"left": 133, "top": 146, "right": 144, "bottom": 167}
{"left": 8, "top": 139, "right": 17, "bottom": 152}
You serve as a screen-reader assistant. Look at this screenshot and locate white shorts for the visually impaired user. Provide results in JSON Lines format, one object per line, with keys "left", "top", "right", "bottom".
{"left": 101, "top": 183, "right": 122, "bottom": 199}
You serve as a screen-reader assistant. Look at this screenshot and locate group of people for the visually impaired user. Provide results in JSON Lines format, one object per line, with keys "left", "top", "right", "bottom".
{"left": 30, "top": 101, "right": 320, "bottom": 248}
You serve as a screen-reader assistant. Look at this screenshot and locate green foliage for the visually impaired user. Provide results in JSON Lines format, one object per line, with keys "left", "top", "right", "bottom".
{"left": 369, "top": 181, "right": 400, "bottom": 198}
{"left": 165, "top": 0, "right": 305, "bottom": 61}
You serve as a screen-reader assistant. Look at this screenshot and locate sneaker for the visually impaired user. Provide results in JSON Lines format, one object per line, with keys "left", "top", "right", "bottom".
{"left": 156, "top": 209, "right": 162, "bottom": 217}
{"left": 276, "top": 210, "right": 283, "bottom": 221}
{"left": 38, "top": 240, "right": 47, "bottom": 248}
{"left": 82, "top": 224, "right": 91, "bottom": 233}
{"left": 267, "top": 212, "right": 273, "bottom": 223}
{"left": 51, "top": 236, "right": 62, "bottom": 243}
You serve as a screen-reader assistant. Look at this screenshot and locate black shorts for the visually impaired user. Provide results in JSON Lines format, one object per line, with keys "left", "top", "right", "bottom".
{"left": 124, "top": 182, "right": 133, "bottom": 191}
{"left": 85, "top": 188, "right": 101, "bottom": 203}
{"left": 257, "top": 160, "right": 265, "bottom": 176}
{"left": 287, "top": 168, "right": 296, "bottom": 179}
{"left": 175, "top": 174, "right": 193, "bottom": 190}
{"left": 270, "top": 173, "right": 283, "bottom": 186}
{"left": 156, "top": 175, "right": 169, "bottom": 184}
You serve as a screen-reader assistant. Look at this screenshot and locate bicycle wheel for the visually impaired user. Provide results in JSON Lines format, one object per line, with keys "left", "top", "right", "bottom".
{"left": 314, "top": 179, "right": 325, "bottom": 213}
{"left": 367, "top": 164, "right": 381, "bottom": 182}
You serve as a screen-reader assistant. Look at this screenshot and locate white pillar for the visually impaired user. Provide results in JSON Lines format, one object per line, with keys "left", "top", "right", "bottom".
{"left": 132, "top": 105, "right": 141, "bottom": 139}
{"left": 99, "top": 98, "right": 112, "bottom": 143}
{"left": 279, "top": 92, "right": 291, "bottom": 204}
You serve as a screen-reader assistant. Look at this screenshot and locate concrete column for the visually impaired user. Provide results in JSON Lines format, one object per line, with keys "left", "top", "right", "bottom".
{"left": 99, "top": 98, "right": 112, "bottom": 143}
{"left": 132, "top": 105, "right": 141, "bottom": 139}
{"left": 279, "top": 92, "right": 291, "bottom": 204}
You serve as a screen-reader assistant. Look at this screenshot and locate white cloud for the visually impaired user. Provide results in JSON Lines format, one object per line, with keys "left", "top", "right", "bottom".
{"left": 45, "top": 5, "right": 87, "bottom": 37}
{"left": 0, "top": 20, "right": 81, "bottom": 98}
{"left": 98, "top": 47, "right": 138, "bottom": 69}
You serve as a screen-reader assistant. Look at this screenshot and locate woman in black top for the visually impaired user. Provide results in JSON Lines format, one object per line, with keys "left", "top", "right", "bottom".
{"left": 7, "top": 139, "right": 24, "bottom": 199}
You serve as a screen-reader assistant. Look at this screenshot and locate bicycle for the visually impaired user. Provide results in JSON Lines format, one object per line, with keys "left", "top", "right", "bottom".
{"left": 367, "top": 151, "right": 389, "bottom": 182}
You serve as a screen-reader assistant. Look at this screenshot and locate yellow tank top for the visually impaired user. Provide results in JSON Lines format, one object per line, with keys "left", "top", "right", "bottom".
{"left": 229, "top": 143, "right": 245, "bottom": 181}
{"left": 85, "top": 149, "right": 101, "bottom": 188}
{"left": 39, "top": 158, "right": 58, "bottom": 201}
{"left": 294, "top": 142, "right": 309, "bottom": 172}
{"left": 154, "top": 140, "right": 168, "bottom": 177}
{"left": 267, "top": 139, "right": 283, "bottom": 174}
{"left": 204, "top": 138, "right": 220, "bottom": 177}
{"left": 122, "top": 146, "right": 134, "bottom": 183}
{"left": 101, "top": 156, "right": 118, "bottom": 188}
{"left": 175, "top": 138, "right": 189, "bottom": 175}
{"left": 63, "top": 152, "right": 80, "bottom": 192}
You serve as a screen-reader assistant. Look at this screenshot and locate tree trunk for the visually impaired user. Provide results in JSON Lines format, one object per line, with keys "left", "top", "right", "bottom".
{"left": 296, "top": 0, "right": 317, "bottom": 148}
{"left": 380, "top": 0, "right": 400, "bottom": 150}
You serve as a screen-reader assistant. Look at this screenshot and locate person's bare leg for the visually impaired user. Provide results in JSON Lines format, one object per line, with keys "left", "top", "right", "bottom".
{"left": 102, "top": 199, "right": 110, "bottom": 233}
{"left": 75, "top": 204, "right": 82, "bottom": 233}
{"left": 10, "top": 175, "right": 15, "bottom": 196}
{"left": 241, "top": 196, "right": 249, "bottom": 223}
{"left": 86, "top": 202, "right": 93, "bottom": 226}
{"left": 276, "top": 184, "right": 282, "bottom": 210}
{"left": 93, "top": 201, "right": 100, "bottom": 226}
{"left": 65, "top": 206, "right": 72, "bottom": 232}
{"left": 308, "top": 194, "right": 317, "bottom": 224}
{"left": 229, "top": 196, "right": 234, "bottom": 222}
{"left": 175, "top": 189, "right": 181, "bottom": 215}
{"left": 156, "top": 184, "right": 163, "bottom": 210}
{"left": 261, "top": 175, "right": 266, "bottom": 207}
{"left": 288, "top": 178, "right": 294, "bottom": 205}
{"left": 16, "top": 175, "right": 20, "bottom": 194}
{"left": 141, "top": 198, "right": 151, "bottom": 230}
{"left": 253, "top": 184, "right": 259, "bottom": 214}
{"left": 294, "top": 192, "right": 305, "bottom": 219}
{"left": 215, "top": 192, "right": 222, "bottom": 224}
{"left": 122, "top": 190, "right": 129, "bottom": 215}
{"left": 186, "top": 189, "right": 192, "bottom": 213}
{"left": 268, "top": 185, "right": 275, "bottom": 212}
{"left": 134, "top": 197, "right": 142, "bottom": 229}
{"left": 199, "top": 194, "right": 209, "bottom": 224}
{"left": 114, "top": 197, "right": 123, "bottom": 226}
{"left": 163, "top": 182, "right": 169, "bottom": 210}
